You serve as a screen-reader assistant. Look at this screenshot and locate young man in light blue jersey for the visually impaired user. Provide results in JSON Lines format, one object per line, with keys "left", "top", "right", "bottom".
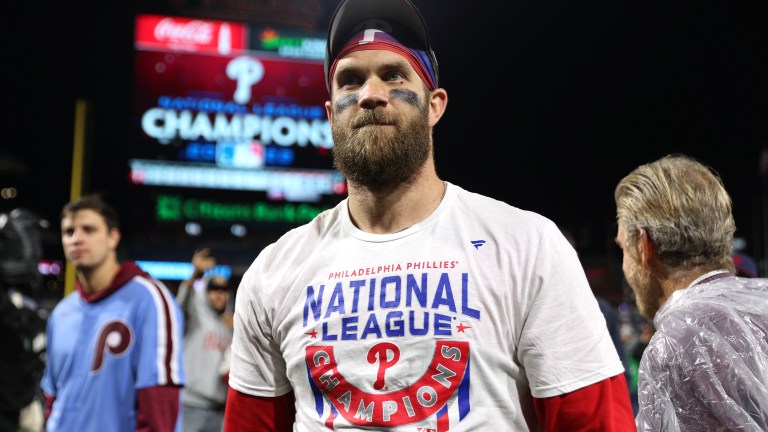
{"left": 41, "top": 194, "right": 185, "bottom": 432}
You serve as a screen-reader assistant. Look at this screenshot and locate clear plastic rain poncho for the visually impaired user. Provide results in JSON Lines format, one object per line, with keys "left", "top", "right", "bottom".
{"left": 636, "top": 273, "right": 768, "bottom": 431}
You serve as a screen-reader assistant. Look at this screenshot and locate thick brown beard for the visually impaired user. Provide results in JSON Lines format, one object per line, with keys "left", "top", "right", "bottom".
{"left": 331, "top": 100, "right": 431, "bottom": 187}
{"left": 625, "top": 257, "right": 664, "bottom": 320}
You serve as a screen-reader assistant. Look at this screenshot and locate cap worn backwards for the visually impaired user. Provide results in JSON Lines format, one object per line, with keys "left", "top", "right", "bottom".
{"left": 324, "top": 0, "right": 439, "bottom": 92}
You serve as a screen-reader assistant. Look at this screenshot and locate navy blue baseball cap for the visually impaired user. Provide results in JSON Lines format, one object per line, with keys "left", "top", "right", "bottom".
{"left": 324, "top": 0, "right": 439, "bottom": 91}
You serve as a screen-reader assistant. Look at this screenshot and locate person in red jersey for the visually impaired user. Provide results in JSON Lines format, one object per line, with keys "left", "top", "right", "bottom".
{"left": 223, "top": 1, "right": 635, "bottom": 430}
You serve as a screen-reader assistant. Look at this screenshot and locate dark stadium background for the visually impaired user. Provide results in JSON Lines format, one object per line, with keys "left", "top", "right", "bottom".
{"left": 8, "top": 0, "right": 766, "bottom": 294}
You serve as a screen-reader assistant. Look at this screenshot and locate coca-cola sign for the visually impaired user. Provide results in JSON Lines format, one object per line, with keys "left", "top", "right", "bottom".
{"left": 135, "top": 14, "right": 248, "bottom": 55}
{"left": 154, "top": 18, "right": 215, "bottom": 44}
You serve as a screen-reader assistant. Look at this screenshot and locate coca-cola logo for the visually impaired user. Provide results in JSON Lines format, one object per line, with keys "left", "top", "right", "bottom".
{"left": 154, "top": 18, "right": 215, "bottom": 44}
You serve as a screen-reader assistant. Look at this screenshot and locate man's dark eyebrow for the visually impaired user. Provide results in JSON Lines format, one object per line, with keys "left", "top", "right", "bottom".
{"left": 333, "top": 66, "right": 359, "bottom": 84}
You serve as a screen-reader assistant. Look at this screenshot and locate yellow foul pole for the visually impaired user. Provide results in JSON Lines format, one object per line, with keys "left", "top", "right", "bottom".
{"left": 64, "top": 99, "right": 88, "bottom": 296}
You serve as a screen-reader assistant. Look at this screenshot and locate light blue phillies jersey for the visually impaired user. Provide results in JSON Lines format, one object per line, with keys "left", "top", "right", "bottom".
{"left": 41, "top": 262, "right": 185, "bottom": 432}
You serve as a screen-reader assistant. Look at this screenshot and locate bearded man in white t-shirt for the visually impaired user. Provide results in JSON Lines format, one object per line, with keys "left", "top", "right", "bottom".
{"left": 223, "top": 1, "right": 635, "bottom": 430}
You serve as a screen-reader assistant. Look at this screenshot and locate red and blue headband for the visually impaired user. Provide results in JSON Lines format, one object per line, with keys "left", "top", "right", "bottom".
{"left": 328, "top": 29, "right": 438, "bottom": 91}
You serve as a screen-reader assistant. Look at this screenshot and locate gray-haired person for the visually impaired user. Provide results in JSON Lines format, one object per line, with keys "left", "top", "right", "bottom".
{"left": 614, "top": 154, "right": 768, "bottom": 431}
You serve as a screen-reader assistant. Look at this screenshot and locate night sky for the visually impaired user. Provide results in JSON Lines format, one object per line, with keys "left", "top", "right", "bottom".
{"left": 9, "top": 0, "right": 766, "bottom": 270}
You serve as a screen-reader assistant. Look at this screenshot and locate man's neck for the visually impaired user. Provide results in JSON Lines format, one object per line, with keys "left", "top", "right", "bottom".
{"left": 659, "top": 266, "right": 729, "bottom": 300}
{"left": 77, "top": 259, "right": 122, "bottom": 294}
{"left": 347, "top": 173, "right": 445, "bottom": 234}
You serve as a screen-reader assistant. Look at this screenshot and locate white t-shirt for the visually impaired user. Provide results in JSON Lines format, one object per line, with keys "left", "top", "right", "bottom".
{"left": 229, "top": 182, "right": 623, "bottom": 431}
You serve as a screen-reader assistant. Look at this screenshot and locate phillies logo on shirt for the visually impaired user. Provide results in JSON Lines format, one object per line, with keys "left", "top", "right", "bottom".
{"left": 305, "top": 340, "right": 470, "bottom": 428}
{"left": 91, "top": 320, "right": 134, "bottom": 372}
